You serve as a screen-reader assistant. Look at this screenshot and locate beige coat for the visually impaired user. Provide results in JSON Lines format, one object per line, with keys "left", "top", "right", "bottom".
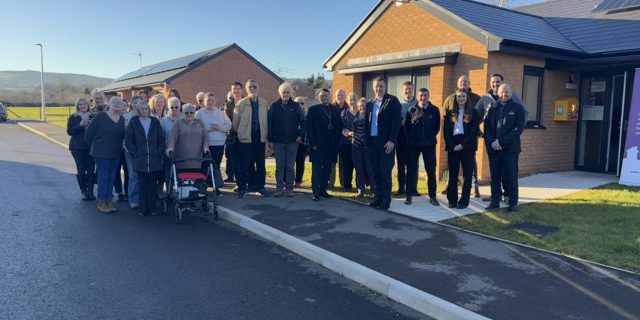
{"left": 232, "top": 96, "right": 269, "bottom": 143}
{"left": 168, "top": 118, "right": 209, "bottom": 169}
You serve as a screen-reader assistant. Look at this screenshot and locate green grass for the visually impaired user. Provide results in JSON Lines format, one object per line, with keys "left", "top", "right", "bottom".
{"left": 266, "top": 162, "right": 446, "bottom": 201}
{"left": 445, "top": 183, "right": 640, "bottom": 273}
{"left": 7, "top": 106, "right": 74, "bottom": 128}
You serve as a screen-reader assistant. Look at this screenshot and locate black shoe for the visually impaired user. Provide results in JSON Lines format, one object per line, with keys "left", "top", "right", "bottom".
{"left": 81, "top": 192, "right": 91, "bottom": 201}
{"left": 508, "top": 205, "right": 517, "bottom": 212}
{"left": 87, "top": 193, "right": 96, "bottom": 200}
{"left": 237, "top": 190, "right": 247, "bottom": 198}
{"left": 456, "top": 204, "right": 469, "bottom": 209}
{"left": 257, "top": 189, "right": 269, "bottom": 197}
{"left": 117, "top": 193, "right": 126, "bottom": 202}
{"left": 473, "top": 187, "right": 481, "bottom": 198}
{"left": 404, "top": 196, "right": 412, "bottom": 205}
{"left": 429, "top": 198, "right": 440, "bottom": 206}
{"left": 224, "top": 178, "right": 235, "bottom": 183}
{"left": 378, "top": 202, "right": 390, "bottom": 210}
{"left": 312, "top": 195, "right": 320, "bottom": 202}
{"left": 368, "top": 199, "right": 381, "bottom": 208}
{"left": 320, "top": 191, "right": 332, "bottom": 198}
{"left": 448, "top": 202, "right": 457, "bottom": 208}
{"left": 482, "top": 197, "right": 492, "bottom": 202}
{"left": 395, "top": 189, "right": 405, "bottom": 196}
{"left": 412, "top": 191, "right": 421, "bottom": 196}
{"left": 485, "top": 203, "right": 500, "bottom": 210}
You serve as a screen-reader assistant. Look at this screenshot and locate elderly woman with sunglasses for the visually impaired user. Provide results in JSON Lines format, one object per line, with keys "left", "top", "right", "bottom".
{"left": 125, "top": 99, "right": 165, "bottom": 216}
{"left": 165, "top": 103, "right": 209, "bottom": 171}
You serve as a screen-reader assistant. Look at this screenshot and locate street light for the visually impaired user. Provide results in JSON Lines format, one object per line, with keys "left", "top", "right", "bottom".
{"left": 35, "top": 43, "right": 46, "bottom": 122}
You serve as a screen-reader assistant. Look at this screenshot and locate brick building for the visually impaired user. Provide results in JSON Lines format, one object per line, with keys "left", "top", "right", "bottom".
{"left": 101, "top": 43, "right": 283, "bottom": 105}
{"left": 324, "top": 0, "right": 640, "bottom": 181}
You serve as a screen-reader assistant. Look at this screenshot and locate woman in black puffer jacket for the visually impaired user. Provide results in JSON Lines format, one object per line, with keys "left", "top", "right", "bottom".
{"left": 67, "top": 97, "right": 95, "bottom": 200}
{"left": 125, "top": 100, "right": 165, "bottom": 216}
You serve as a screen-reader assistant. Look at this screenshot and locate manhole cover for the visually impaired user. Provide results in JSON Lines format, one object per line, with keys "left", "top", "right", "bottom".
{"left": 512, "top": 223, "right": 559, "bottom": 237}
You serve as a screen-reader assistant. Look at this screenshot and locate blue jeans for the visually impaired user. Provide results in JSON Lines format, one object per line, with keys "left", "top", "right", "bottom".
{"left": 124, "top": 150, "right": 139, "bottom": 205}
{"left": 94, "top": 157, "right": 120, "bottom": 201}
{"left": 274, "top": 142, "right": 298, "bottom": 190}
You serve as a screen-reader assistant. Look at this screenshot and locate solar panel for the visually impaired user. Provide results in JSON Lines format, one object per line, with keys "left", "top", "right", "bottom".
{"left": 593, "top": 0, "right": 640, "bottom": 13}
{"left": 115, "top": 65, "right": 157, "bottom": 81}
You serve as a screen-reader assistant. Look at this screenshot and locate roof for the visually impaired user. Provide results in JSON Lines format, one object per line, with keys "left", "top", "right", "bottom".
{"left": 516, "top": 0, "right": 640, "bottom": 55}
{"left": 324, "top": 0, "right": 640, "bottom": 70}
{"left": 101, "top": 43, "right": 282, "bottom": 92}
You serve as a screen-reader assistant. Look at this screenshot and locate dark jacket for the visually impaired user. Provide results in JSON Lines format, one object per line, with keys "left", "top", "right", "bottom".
{"left": 306, "top": 104, "right": 342, "bottom": 163}
{"left": 443, "top": 108, "right": 480, "bottom": 152}
{"left": 124, "top": 116, "right": 165, "bottom": 173}
{"left": 404, "top": 102, "right": 441, "bottom": 147}
{"left": 67, "top": 113, "right": 91, "bottom": 151}
{"left": 484, "top": 99, "right": 526, "bottom": 154}
{"left": 84, "top": 112, "right": 125, "bottom": 159}
{"left": 224, "top": 99, "right": 238, "bottom": 144}
{"left": 267, "top": 99, "right": 306, "bottom": 144}
{"left": 364, "top": 93, "right": 402, "bottom": 145}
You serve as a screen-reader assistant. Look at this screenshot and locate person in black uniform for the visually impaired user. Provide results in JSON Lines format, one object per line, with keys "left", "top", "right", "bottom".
{"left": 365, "top": 77, "right": 402, "bottom": 210}
{"left": 404, "top": 88, "right": 441, "bottom": 206}
{"left": 443, "top": 90, "right": 480, "bottom": 209}
{"left": 484, "top": 84, "right": 525, "bottom": 212}
{"left": 307, "top": 89, "right": 342, "bottom": 201}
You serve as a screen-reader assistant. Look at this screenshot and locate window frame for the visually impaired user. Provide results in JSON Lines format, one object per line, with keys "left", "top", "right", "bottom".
{"left": 361, "top": 68, "right": 430, "bottom": 100}
{"left": 522, "top": 65, "right": 544, "bottom": 128}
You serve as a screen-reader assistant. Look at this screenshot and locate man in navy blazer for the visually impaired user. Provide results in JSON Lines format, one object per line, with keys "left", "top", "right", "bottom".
{"left": 364, "top": 77, "right": 402, "bottom": 210}
{"left": 483, "top": 84, "right": 526, "bottom": 212}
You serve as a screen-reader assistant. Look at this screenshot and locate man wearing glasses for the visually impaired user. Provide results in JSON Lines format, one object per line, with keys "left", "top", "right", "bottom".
{"left": 233, "top": 79, "right": 270, "bottom": 198}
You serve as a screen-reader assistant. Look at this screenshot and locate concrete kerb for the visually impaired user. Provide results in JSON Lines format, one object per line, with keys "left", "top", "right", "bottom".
{"left": 217, "top": 205, "right": 490, "bottom": 320}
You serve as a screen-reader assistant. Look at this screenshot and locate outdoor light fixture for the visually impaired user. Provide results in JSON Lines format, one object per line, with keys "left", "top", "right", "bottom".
{"left": 565, "top": 72, "right": 578, "bottom": 90}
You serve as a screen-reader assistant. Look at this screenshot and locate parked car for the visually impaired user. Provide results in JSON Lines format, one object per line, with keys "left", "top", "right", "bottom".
{"left": 0, "top": 102, "right": 7, "bottom": 121}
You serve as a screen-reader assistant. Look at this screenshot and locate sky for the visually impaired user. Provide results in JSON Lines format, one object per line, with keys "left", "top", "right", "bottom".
{"left": 2, "top": 0, "right": 542, "bottom": 80}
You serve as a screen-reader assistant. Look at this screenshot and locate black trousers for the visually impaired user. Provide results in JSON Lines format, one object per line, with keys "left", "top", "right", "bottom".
{"left": 224, "top": 141, "right": 238, "bottom": 181}
{"left": 406, "top": 144, "right": 437, "bottom": 199}
{"left": 237, "top": 141, "right": 266, "bottom": 192}
{"left": 395, "top": 137, "right": 408, "bottom": 192}
{"left": 311, "top": 152, "right": 332, "bottom": 196}
{"left": 447, "top": 148, "right": 475, "bottom": 206}
{"left": 368, "top": 138, "right": 395, "bottom": 206}
{"left": 338, "top": 143, "right": 354, "bottom": 189}
{"left": 488, "top": 151, "right": 519, "bottom": 206}
{"left": 71, "top": 150, "right": 95, "bottom": 193}
{"left": 138, "top": 171, "right": 159, "bottom": 214}
{"left": 205, "top": 145, "right": 224, "bottom": 189}
{"left": 113, "top": 150, "right": 128, "bottom": 195}
{"left": 294, "top": 143, "right": 308, "bottom": 183}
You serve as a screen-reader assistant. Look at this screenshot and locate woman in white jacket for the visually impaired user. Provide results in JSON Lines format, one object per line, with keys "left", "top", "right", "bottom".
{"left": 196, "top": 92, "right": 231, "bottom": 195}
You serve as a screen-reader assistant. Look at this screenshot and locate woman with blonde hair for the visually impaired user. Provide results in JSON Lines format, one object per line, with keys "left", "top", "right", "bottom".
{"left": 196, "top": 92, "right": 231, "bottom": 195}
{"left": 149, "top": 93, "right": 167, "bottom": 120}
{"left": 125, "top": 99, "right": 165, "bottom": 216}
{"left": 67, "top": 97, "right": 95, "bottom": 200}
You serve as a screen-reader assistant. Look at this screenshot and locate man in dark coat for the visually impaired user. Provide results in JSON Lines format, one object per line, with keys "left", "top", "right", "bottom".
{"left": 365, "top": 77, "right": 402, "bottom": 210}
{"left": 484, "top": 84, "right": 526, "bottom": 212}
{"left": 307, "top": 89, "right": 342, "bottom": 201}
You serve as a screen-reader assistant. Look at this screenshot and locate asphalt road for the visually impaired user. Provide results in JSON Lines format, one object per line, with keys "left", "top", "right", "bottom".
{"left": 0, "top": 122, "right": 424, "bottom": 320}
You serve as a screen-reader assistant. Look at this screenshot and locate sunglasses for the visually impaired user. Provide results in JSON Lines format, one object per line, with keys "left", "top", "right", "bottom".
{"left": 184, "top": 111, "right": 195, "bottom": 115}
{"left": 170, "top": 106, "right": 180, "bottom": 109}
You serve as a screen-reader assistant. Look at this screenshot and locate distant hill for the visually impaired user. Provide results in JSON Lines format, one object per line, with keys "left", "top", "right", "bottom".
{"left": 0, "top": 70, "right": 113, "bottom": 104}
{"left": 0, "top": 70, "right": 112, "bottom": 91}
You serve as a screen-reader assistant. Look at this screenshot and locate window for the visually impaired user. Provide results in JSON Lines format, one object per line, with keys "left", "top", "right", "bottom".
{"left": 522, "top": 66, "right": 544, "bottom": 126}
{"left": 362, "top": 68, "right": 430, "bottom": 100}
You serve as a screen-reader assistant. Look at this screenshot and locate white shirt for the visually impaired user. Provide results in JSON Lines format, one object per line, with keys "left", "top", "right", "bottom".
{"left": 454, "top": 110, "right": 464, "bottom": 136}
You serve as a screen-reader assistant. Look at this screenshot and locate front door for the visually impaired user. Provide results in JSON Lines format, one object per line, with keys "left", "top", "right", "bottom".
{"left": 576, "top": 75, "right": 625, "bottom": 173}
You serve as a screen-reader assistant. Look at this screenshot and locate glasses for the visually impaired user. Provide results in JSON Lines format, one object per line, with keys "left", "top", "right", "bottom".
{"left": 170, "top": 106, "right": 180, "bottom": 109}
{"left": 184, "top": 111, "right": 195, "bottom": 115}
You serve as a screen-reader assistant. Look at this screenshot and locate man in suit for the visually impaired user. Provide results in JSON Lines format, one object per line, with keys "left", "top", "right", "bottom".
{"left": 484, "top": 84, "right": 526, "bottom": 212}
{"left": 365, "top": 77, "right": 402, "bottom": 210}
{"left": 307, "top": 89, "right": 342, "bottom": 201}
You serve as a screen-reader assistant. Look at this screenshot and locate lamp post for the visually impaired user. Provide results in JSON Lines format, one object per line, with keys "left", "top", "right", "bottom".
{"left": 35, "top": 43, "right": 46, "bottom": 121}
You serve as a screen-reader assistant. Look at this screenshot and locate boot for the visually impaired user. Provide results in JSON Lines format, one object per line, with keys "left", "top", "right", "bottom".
{"left": 107, "top": 200, "right": 118, "bottom": 212}
{"left": 97, "top": 200, "right": 110, "bottom": 213}
{"left": 86, "top": 172, "right": 96, "bottom": 200}
{"left": 404, "top": 195, "right": 412, "bottom": 205}
{"left": 473, "top": 185, "right": 481, "bottom": 198}
{"left": 77, "top": 174, "right": 90, "bottom": 200}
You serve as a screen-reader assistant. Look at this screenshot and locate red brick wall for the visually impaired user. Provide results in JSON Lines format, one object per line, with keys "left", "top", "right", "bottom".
{"left": 168, "top": 47, "right": 282, "bottom": 106}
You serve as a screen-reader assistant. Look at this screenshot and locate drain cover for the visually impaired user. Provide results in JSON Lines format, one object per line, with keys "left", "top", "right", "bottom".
{"left": 513, "top": 223, "right": 559, "bottom": 237}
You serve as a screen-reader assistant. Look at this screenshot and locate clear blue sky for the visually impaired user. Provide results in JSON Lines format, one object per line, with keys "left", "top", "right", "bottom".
{"left": 2, "top": 0, "right": 541, "bottom": 80}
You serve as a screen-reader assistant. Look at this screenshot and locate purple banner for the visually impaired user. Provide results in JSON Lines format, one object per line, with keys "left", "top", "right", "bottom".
{"left": 620, "top": 68, "right": 640, "bottom": 186}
